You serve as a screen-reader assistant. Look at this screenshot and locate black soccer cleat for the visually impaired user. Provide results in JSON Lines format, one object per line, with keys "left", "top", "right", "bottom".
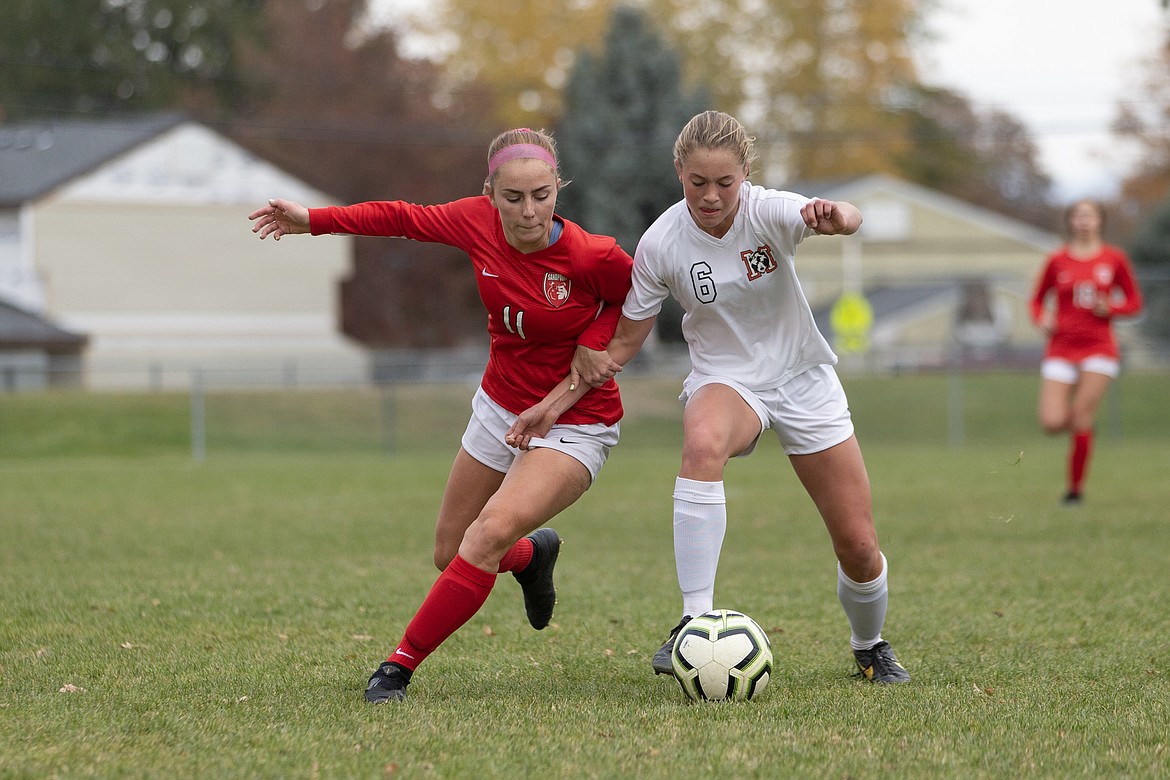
{"left": 651, "top": 615, "right": 692, "bottom": 676}
{"left": 853, "top": 640, "right": 911, "bottom": 683}
{"left": 1061, "top": 491, "right": 1083, "bottom": 507}
{"left": 513, "top": 528, "right": 561, "bottom": 630}
{"left": 364, "top": 661, "right": 412, "bottom": 703}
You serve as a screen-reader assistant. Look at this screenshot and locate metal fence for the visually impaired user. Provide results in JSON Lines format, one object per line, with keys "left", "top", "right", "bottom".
{"left": 4, "top": 346, "right": 1168, "bottom": 463}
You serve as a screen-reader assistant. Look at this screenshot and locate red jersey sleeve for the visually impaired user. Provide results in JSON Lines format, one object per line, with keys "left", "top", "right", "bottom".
{"left": 578, "top": 302, "right": 623, "bottom": 351}
{"left": 576, "top": 244, "right": 633, "bottom": 351}
{"left": 1030, "top": 256, "right": 1058, "bottom": 325}
{"left": 1108, "top": 253, "right": 1143, "bottom": 318}
{"left": 308, "top": 198, "right": 484, "bottom": 253}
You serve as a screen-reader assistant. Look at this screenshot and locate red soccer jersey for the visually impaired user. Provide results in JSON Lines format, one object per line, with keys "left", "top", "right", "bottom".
{"left": 1029, "top": 245, "right": 1143, "bottom": 362}
{"left": 310, "top": 197, "right": 632, "bottom": 425}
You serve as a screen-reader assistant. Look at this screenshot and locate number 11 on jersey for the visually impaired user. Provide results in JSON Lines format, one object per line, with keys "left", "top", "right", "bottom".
{"left": 502, "top": 306, "right": 527, "bottom": 339}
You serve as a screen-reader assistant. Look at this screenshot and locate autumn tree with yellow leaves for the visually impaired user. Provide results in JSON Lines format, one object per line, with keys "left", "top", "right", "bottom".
{"left": 409, "top": 0, "right": 928, "bottom": 182}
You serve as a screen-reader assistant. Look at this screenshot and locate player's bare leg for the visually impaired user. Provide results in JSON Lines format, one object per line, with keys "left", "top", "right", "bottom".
{"left": 791, "top": 436, "right": 909, "bottom": 683}
{"left": 678, "top": 383, "right": 762, "bottom": 482}
{"left": 458, "top": 447, "right": 587, "bottom": 570}
{"left": 432, "top": 448, "right": 505, "bottom": 570}
{"left": 1061, "top": 371, "right": 1113, "bottom": 504}
{"left": 1038, "top": 377, "right": 1076, "bottom": 434}
{"left": 790, "top": 436, "right": 879, "bottom": 581}
{"left": 1070, "top": 371, "right": 1112, "bottom": 431}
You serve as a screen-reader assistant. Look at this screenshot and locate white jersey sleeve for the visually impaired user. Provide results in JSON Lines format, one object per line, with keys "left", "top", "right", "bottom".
{"left": 622, "top": 204, "right": 686, "bottom": 322}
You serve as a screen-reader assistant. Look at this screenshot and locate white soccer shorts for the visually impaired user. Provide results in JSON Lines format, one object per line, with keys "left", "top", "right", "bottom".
{"left": 680, "top": 363, "right": 855, "bottom": 456}
{"left": 1041, "top": 356, "right": 1120, "bottom": 384}
{"left": 460, "top": 386, "right": 619, "bottom": 483}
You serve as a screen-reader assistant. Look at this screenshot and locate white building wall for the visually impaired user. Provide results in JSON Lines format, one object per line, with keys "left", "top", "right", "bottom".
{"left": 28, "top": 121, "right": 366, "bottom": 387}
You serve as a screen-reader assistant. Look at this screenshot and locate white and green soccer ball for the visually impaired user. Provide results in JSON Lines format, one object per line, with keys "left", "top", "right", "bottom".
{"left": 670, "top": 609, "right": 772, "bottom": 702}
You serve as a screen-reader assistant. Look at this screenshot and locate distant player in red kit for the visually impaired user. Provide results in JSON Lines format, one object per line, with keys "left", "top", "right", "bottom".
{"left": 1030, "top": 199, "right": 1143, "bottom": 505}
{"left": 248, "top": 128, "right": 632, "bottom": 702}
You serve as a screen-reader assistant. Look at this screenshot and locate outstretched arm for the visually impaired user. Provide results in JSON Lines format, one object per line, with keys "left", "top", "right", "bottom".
{"left": 248, "top": 198, "right": 311, "bottom": 240}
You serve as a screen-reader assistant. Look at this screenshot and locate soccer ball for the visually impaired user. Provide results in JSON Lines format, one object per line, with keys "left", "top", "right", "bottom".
{"left": 671, "top": 609, "right": 772, "bottom": 702}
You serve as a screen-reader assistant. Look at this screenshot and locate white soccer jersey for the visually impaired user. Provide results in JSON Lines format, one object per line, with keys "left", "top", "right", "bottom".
{"left": 624, "top": 182, "right": 837, "bottom": 390}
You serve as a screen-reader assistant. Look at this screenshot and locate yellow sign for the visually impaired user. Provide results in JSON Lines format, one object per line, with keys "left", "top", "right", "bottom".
{"left": 830, "top": 292, "right": 873, "bottom": 354}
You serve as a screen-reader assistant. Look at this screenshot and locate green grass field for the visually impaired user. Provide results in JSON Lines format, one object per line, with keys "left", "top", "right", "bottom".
{"left": 2, "top": 373, "right": 1169, "bottom": 777}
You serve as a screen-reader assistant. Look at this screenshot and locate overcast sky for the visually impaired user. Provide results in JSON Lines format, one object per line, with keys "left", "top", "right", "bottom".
{"left": 370, "top": 0, "right": 1169, "bottom": 202}
{"left": 919, "top": 0, "right": 1168, "bottom": 201}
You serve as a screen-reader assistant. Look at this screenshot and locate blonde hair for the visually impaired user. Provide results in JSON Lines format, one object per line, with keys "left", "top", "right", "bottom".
{"left": 673, "top": 110, "right": 758, "bottom": 173}
{"left": 486, "top": 128, "right": 560, "bottom": 186}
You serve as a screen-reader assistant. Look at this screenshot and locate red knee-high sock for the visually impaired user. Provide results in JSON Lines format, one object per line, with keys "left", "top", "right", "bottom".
{"left": 387, "top": 555, "right": 496, "bottom": 671}
{"left": 1069, "top": 429, "right": 1093, "bottom": 495}
{"left": 496, "top": 536, "right": 533, "bottom": 574}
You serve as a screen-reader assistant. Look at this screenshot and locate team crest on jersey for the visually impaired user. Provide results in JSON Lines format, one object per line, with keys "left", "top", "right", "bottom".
{"left": 741, "top": 244, "right": 777, "bottom": 280}
{"left": 1094, "top": 264, "right": 1114, "bottom": 285}
{"left": 544, "top": 273, "right": 571, "bottom": 307}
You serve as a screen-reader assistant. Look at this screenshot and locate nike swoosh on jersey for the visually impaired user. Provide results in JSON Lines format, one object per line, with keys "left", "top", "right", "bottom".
{"left": 481, "top": 268, "right": 500, "bottom": 278}
{"left": 558, "top": 438, "right": 579, "bottom": 445}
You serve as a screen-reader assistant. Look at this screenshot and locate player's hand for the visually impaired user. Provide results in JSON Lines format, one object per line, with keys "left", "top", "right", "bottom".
{"left": 800, "top": 198, "right": 856, "bottom": 235}
{"left": 571, "top": 345, "right": 621, "bottom": 390}
{"left": 505, "top": 402, "right": 557, "bottom": 450}
{"left": 248, "top": 198, "right": 310, "bottom": 240}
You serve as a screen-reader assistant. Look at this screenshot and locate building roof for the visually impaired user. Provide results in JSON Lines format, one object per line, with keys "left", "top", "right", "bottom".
{"left": 0, "top": 112, "right": 185, "bottom": 206}
{"left": 815, "top": 173, "right": 1059, "bottom": 252}
{"left": 0, "top": 297, "right": 87, "bottom": 351}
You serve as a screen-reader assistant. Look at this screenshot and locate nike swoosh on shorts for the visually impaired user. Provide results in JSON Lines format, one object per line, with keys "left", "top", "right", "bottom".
{"left": 524, "top": 436, "right": 579, "bottom": 449}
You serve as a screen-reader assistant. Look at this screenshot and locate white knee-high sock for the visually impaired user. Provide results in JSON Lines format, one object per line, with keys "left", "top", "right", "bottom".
{"left": 673, "top": 477, "right": 726, "bottom": 619}
{"left": 838, "top": 552, "right": 889, "bottom": 651}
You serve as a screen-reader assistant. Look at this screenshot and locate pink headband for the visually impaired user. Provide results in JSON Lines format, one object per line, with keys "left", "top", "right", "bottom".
{"left": 487, "top": 143, "right": 557, "bottom": 175}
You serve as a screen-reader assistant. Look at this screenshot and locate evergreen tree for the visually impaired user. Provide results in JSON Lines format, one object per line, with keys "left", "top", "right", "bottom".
{"left": 556, "top": 7, "right": 705, "bottom": 343}
{"left": 557, "top": 7, "right": 705, "bottom": 254}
